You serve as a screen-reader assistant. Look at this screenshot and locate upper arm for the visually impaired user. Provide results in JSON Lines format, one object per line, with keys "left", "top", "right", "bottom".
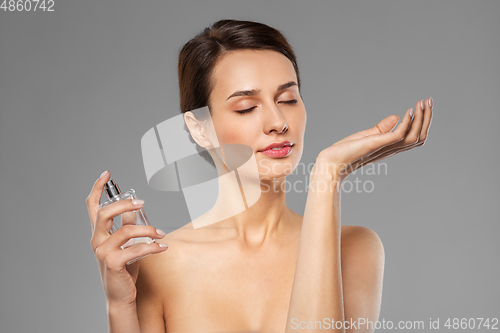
{"left": 341, "top": 226, "right": 385, "bottom": 333}
{"left": 136, "top": 258, "right": 166, "bottom": 333}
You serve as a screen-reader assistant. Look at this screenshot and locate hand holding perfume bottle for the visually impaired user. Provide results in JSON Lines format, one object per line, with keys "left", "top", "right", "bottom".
{"left": 86, "top": 170, "right": 168, "bottom": 309}
{"left": 99, "top": 179, "right": 157, "bottom": 257}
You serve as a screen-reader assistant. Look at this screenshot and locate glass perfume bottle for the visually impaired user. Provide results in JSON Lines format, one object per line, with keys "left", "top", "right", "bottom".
{"left": 99, "top": 180, "right": 157, "bottom": 258}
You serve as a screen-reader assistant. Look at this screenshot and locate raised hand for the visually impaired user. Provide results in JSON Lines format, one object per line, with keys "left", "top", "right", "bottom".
{"left": 317, "top": 97, "right": 433, "bottom": 180}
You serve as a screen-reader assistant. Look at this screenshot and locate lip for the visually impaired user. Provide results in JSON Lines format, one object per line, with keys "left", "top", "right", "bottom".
{"left": 259, "top": 146, "right": 293, "bottom": 158}
{"left": 258, "top": 141, "right": 294, "bottom": 158}
{"left": 258, "top": 141, "right": 293, "bottom": 152}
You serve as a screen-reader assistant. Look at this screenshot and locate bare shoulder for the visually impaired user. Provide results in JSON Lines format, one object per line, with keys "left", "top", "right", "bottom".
{"left": 340, "top": 225, "right": 385, "bottom": 281}
{"left": 138, "top": 222, "right": 197, "bottom": 273}
{"left": 341, "top": 225, "right": 384, "bottom": 248}
{"left": 341, "top": 225, "right": 385, "bottom": 265}
{"left": 135, "top": 222, "right": 202, "bottom": 313}
{"left": 134, "top": 224, "right": 196, "bottom": 331}
{"left": 137, "top": 220, "right": 216, "bottom": 280}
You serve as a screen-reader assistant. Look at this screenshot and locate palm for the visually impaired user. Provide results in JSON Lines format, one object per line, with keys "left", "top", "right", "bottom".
{"left": 319, "top": 98, "right": 433, "bottom": 179}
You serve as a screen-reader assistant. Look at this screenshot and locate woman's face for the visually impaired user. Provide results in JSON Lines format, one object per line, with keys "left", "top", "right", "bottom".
{"left": 207, "top": 49, "right": 307, "bottom": 180}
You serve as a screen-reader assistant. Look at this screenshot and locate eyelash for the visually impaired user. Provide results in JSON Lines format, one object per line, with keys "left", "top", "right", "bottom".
{"left": 236, "top": 100, "right": 297, "bottom": 114}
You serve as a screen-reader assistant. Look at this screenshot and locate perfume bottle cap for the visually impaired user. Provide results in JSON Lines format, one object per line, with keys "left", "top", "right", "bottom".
{"left": 105, "top": 179, "right": 122, "bottom": 199}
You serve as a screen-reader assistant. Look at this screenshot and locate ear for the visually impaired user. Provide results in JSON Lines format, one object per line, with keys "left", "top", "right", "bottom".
{"left": 184, "top": 111, "right": 213, "bottom": 149}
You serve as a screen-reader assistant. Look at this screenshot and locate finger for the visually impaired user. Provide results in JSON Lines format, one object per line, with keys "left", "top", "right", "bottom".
{"left": 94, "top": 198, "right": 145, "bottom": 237}
{"left": 86, "top": 170, "right": 111, "bottom": 232}
{"left": 404, "top": 101, "right": 424, "bottom": 145}
{"left": 391, "top": 107, "right": 414, "bottom": 139}
{"left": 105, "top": 242, "right": 169, "bottom": 270}
{"left": 334, "top": 110, "right": 411, "bottom": 164}
{"left": 122, "top": 210, "right": 138, "bottom": 227}
{"left": 359, "top": 102, "right": 418, "bottom": 152}
{"left": 352, "top": 108, "right": 414, "bottom": 162}
{"left": 346, "top": 102, "right": 426, "bottom": 172}
{"left": 100, "top": 225, "right": 165, "bottom": 251}
{"left": 419, "top": 97, "right": 433, "bottom": 142}
{"left": 336, "top": 114, "right": 400, "bottom": 145}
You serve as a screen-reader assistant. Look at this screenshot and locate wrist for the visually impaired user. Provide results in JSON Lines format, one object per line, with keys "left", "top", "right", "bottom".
{"left": 309, "top": 161, "right": 342, "bottom": 194}
{"left": 313, "top": 154, "right": 345, "bottom": 182}
{"left": 107, "top": 299, "right": 137, "bottom": 314}
{"left": 107, "top": 301, "right": 140, "bottom": 333}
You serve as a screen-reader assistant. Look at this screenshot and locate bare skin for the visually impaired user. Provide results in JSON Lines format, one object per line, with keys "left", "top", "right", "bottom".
{"left": 87, "top": 49, "right": 433, "bottom": 332}
{"left": 135, "top": 217, "right": 383, "bottom": 332}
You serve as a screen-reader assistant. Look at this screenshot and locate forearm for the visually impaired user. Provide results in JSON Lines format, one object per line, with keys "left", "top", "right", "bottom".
{"left": 108, "top": 302, "right": 141, "bottom": 333}
{"left": 286, "top": 160, "right": 344, "bottom": 332}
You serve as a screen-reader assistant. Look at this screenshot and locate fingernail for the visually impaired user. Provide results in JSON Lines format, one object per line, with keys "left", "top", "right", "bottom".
{"left": 409, "top": 108, "right": 414, "bottom": 117}
{"left": 159, "top": 243, "right": 169, "bottom": 248}
{"left": 420, "top": 100, "right": 424, "bottom": 110}
{"left": 99, "top": 170, "right": 108, "bottom": 179}
{"left": 132, "top": 199, "right": 144, "bottom": 206}
{"left": 429, "top": 97, "right": 433, "bottom": 109}
{"left": 156, "top": 228, "right": 166, "bottom": 237}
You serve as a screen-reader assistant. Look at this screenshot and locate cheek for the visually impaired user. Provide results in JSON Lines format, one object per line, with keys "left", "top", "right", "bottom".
{"left": 213, "top": 117, "right": 255, "bottom": 145}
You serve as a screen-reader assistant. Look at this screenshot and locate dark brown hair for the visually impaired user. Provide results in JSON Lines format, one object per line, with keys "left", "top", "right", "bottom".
{"left": 178, "top": 19, "right": 301, "bottom": 165}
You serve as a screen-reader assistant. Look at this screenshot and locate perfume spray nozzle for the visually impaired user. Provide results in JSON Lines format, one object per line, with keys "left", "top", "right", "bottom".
{"left": 105, "top": 179, "right": 122, "bottom": 199}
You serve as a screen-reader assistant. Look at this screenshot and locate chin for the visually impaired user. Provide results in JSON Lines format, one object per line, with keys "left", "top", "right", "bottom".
{"left": 257, "top": 157, "right": 298, "bottom": 180}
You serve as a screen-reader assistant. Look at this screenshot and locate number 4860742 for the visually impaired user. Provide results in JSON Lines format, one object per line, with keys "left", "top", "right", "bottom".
{"left": 1, "top": 0, "right": 55, "bottom": 12}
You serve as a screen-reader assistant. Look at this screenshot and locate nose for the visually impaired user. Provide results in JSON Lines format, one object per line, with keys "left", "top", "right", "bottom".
{"left": 262, "top": 103, "right": 288, "bottom": 134}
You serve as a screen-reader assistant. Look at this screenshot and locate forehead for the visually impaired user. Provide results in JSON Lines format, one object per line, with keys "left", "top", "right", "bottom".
{"left": 210, "top": 49, "right": 297, "bottom": 97}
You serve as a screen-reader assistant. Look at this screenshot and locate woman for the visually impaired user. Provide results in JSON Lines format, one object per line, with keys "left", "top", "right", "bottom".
{"left": 86, "top": 19, "right": 433, "bottom": 332}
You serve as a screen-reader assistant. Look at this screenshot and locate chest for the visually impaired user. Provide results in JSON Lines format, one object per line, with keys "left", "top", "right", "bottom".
{"left": 162, "top": 245, "right": 298, "bottom": 332}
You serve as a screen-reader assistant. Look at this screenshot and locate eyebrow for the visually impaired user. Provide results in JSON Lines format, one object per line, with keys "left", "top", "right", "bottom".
{"left": 226, "top": 81, "right": 298, "bottom": 100}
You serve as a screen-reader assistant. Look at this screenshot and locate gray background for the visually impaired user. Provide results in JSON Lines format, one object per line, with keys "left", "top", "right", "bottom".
{"left": 1, "top": 0, "right": 499, "bottom": 332}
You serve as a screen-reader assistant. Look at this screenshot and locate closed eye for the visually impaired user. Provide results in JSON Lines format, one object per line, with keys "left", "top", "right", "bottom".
{"left": 235, "top": 106, "right": 256, "bottom": 114}
{"left": 235, "top": 100, "right": 297, "bottom": 114}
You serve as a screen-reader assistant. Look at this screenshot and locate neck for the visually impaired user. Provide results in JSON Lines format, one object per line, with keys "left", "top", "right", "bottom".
{"left": 193, "top": 161, "right": 293, "bottom": 246}
{"left": 228, "top": 176, "right": 291, "bottom": 245}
